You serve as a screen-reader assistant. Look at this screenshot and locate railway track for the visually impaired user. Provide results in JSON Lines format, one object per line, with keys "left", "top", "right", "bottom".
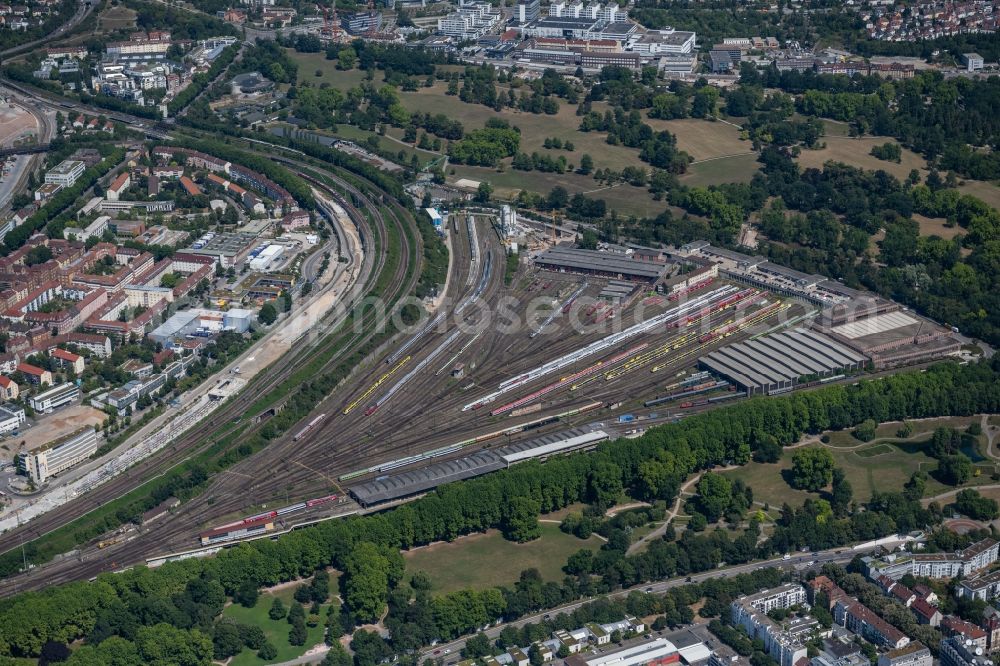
{"left": 0, "top": 159, "right": 421, "bottom": 588}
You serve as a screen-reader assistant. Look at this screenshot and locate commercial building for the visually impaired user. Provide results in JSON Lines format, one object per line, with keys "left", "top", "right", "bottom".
{"left": 17, "top": 427, "right": 99, "bottom": 483}
{"left": 148, "top": 308, "right": 254, "bottom": 344}
{"left": 564, "top": 639, "right": 679, "bottom": 666}
{"left": 534, "top": 246, "right": 667, "bottom": 282}
{"left": 45, "top": 159, "right": 86, "bottom": 187}
{"left": 961, "top": 53, "right": 984, "bottom": 71}
{"left": 186, "top": 232, "right": 258, "bottom": 268}
{"left": 628, "top": 28, "right": 696, "bottom": 55}
{"left": 519, "top": 16, "right": 601, "bottom": 39}
{"left": 342, "top": 10, "right": 382, "bottom": 34}
{"left": 28, "top": 382, "right": 80, "bottom": 413}
{"left": 877, "top": 642, "right": 932, "bottom": 666}
{"left": 249, "top": 245, "right": 285, "bottom": 272}
{"left": 700, "top": 328, "right": 867, "bottom": 396}
{"left": 0, "top": 405, "right": 26, "bottom": 435}
{"left": 731, "top": 585, "right": 810, "bottom": 666}
{"left": 517, "top": 0, "right": 539, "bottom": 23}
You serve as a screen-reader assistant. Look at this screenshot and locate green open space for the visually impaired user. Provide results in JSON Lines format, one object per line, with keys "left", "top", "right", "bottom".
{"left": 721, "top": 436, "right": 995, "bottom": 508}
{"left": 403, "top": 522, "right": 603, "bottom": 595}
{"left": 293, "top": 51, "right": 372, "bottom": 90}
{"left": 680, "top": 153, "right": 760, "bottom": 188}
{"left": 223, "top": 588, "right": 329, "bottom": 665}
{"left": 644, "top": 118, "right": 750, "bottom": 161}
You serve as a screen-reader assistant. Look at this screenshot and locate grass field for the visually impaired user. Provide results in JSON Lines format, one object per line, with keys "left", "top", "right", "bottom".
{"left": 223, "top": 587, "right": 328, "bottom": 665}
{"left": 98, "top": 5, "right": 137, "bottom": 30}
{"left": 403, "top": 523, "right": 603, "bottom": 594}
{"left": 293, "top": 51, "right": 372, "bottom": 89}
{"left": 447, "top": 165, "right": 668, "bottom": 218}
{"left": 912, "top": 213, "right": 963, "bottom": 240}
{"left": 957, "top": 179, "right": 1000, "bottom": 211}
{"left": 721, "top": 436, "right": 994, "bottom": 507}
{"left": 796, "top": 137, "right": 928, "bottom": 181}
{"left": 681, "top": 153, "right": 760, "bottom": 188}
{"left": 323, "top": 124, "right": 440, "bottom": 168}
{"left": 645, "top": 118, "right": 750, "bottom": 161}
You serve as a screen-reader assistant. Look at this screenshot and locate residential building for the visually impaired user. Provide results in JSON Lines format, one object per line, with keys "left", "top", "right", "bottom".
{"left": 864, "top": 539, "right": 999, "bottom": 581}
{"left": 16, "top": 362, "right": 51, "bottom": 385}
{"left": 833, "top": 600, "right": 909, "bottom": 649}
{"left": 877, "top": 642, "right": 932, "bottom": 666}
{"left": 50, "top": 348, "right": 84, "bottom": 374}
{"left": 0, "top": 404, "right": 25, "bottom": 435}
{"left": 0, "top": 375, "right": 18, "bottom": 400}
{"left": 45, "top": 159, "right": 86, "bottom": 187}
{"left": 106, "top": 172, "right": 131, "bottom": 201}
{"left": 940, "top": 636, "right": 992, "bottom": 666}
{"left": 28, "top": 382, "right": 80, "bottom": 413}
{"left": 732, "top": 585, "right": 810, "bottom": 666}
{"left": 910, "top": 598, "right": 941, "bottom": 627}
{"left": 17, "top": 427, "right": 99, "bottom": 483}
{"left": 958, "top": 569, "right": 1000, "bottom": 601}
{"left": 942, "top": 617, "right": 988, "bottom": 652}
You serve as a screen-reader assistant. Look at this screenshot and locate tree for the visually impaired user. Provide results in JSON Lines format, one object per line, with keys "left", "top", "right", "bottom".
{"left": 754, "top": 435, "right": 783, "bottom": 463}
{"left": 696, "top": 472, "right": 733, "bottom": 522}
{"left": 351, "top": 630, "right": 389, "bottom": 666}
{"left": 258, "top": 641, "right": 278, "bottom": 660}
{"left": 463, "top": 633, "right": 492, "bottom": 658}
{"left": 259, "top": 302, "right": 278, "bottom": 325}
{"left": 212, "top": 622, "right": 244, "bottom": 659}
{"left": 323, "top": 642, "right": 353, "bottom": 666}
{"left": 234, "top": 580, "right": 259, "bottom": 608}
{"left": 280, "top": 289, "right": 292, "bottom": 313}
{"left": 790, "top": 448, "right": 835, "bottom": 491}
{"left": 852, "top": 419, "right": 877, "bottom": 442}
{"left": 269, "top": 598, "right": 287, "bottom": 620}
{"left": 476, "top": 181, "right": 493, "bottom": 203}
{"left": 831, "top": 468, "right": 853, "bottom": 516}
{"left": 502, "top": 496, "right": 541, "bottom": 542}
{"left": 578, "top": 154, "right": 594, "bottom": 175}
{"left": 39, "top": 641, "right": 72, "bottom": 664}
{"left": 289, "top": 618, "right": 307, "bottom": 646}
{"left": 938, "top": 454, "right": 973, "bottom": 486}
{"left": 955, "top": 489, "right": 999, "bottom": 520}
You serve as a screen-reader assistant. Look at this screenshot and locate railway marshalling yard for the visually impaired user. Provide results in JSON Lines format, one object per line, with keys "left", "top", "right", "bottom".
{"left": 4, "top": 210, "right": 934, "bottom": 589}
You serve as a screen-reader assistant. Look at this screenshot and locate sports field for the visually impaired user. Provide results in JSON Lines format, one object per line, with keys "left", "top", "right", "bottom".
{"left": 403, "top": 523, "right": 603, "bottom": 594}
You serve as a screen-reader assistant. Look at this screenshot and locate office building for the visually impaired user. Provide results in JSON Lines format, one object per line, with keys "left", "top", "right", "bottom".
{"left": 29, "top": 382, "right": 81, "bottom": 413}
{"left": 44, "top": 160, "right": 86, "bottom": 188}
{"left": 17, "top": 427, "right": 99, "bottom": 483}
{"left": 0, "top": 405, "right": 26, "bottom": 435}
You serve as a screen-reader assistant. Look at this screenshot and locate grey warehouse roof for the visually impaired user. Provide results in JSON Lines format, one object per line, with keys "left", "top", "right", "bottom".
{"left": 700, "top": 328, "right": 868, "bottom": 393}
{"left": 349, "top": 450, "right": 505, "bottom": 505}
{"left": 535, "top": 247, "right": 666, "bottom": 279}
{"left": 350, "top": 427, "right": 612, "bottom": 506}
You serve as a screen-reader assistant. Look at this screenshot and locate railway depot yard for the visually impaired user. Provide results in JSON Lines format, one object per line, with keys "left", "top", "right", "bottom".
{"left": 164, "top": 213, "right": 967, "bottom": 558}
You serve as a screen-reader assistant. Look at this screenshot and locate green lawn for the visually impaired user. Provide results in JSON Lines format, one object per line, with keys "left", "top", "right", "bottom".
{"left": 293, "top": 51, "right": 372, "bottom": 89}
{"left": 680, "top": 153, "right": 760, "bottom": 188}
{"left": 403, "top": 523, "right": 603, "bottom": 594}
{"left": 722, "top": 432, "right": 996, "bottom": 508}
{"left": 223, "top": 588, "right": 329, "bottom": 665}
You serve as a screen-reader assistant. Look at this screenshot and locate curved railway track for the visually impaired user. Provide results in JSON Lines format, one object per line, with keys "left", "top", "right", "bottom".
{"left": 0, "top": 159, "right": 422, "bottom": 586}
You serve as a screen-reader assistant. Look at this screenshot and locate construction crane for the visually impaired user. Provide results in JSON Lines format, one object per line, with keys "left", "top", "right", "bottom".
{"left": 321, "top": 0, "right": 346, "bottom": 42}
